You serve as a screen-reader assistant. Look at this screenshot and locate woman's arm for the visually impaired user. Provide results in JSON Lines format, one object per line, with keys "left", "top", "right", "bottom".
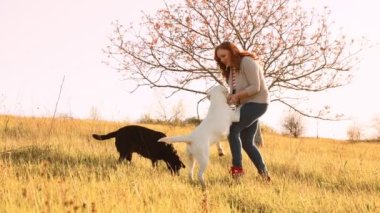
{"left": 227, "top": 58, "right": 261, "bottom": 105}
{"left": 242, "top": 57, "right": 261, "bottom": 96}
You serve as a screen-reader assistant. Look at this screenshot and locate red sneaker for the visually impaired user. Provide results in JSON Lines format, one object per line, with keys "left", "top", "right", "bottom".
{"left": 230, "top": 166, "right": 244, "bottom": 178}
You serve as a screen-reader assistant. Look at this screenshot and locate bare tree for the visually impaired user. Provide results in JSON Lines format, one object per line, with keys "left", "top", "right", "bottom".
{"left": 89, "top": 106, "right": 102, "bottom": 121}
{"left": 346, "top": 122, "right": 362, "bottom": 141}
{"left": 104, "top": 0, "right": 366, "bottom": 119}
{"left": 0, "top": 93, "right": 5, "bottom": 113}
{"left": 282, "top": 111, "right": 304, "bottom": 138}
{"left": 138, "top": 100, "right": 185, "bottom": 124}
{"left": 372, "top": 114, "right": 380, "bottom": 140}
{"left": 156, "top": 100, "right": 186, "bottom": 124}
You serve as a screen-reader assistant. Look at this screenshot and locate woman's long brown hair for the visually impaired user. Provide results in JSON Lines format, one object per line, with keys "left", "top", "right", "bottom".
{"left": 214, "top": 41, "right": 258, "bottom": 80}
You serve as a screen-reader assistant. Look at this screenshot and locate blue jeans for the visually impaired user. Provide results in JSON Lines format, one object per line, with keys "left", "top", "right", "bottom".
{"left": 228, "top": 102, "right": 268, "bottom": 173}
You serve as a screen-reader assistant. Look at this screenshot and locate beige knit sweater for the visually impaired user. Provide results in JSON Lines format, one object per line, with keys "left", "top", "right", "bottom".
{"left": 228, "top": 56, "right": 270, "bottom": 104}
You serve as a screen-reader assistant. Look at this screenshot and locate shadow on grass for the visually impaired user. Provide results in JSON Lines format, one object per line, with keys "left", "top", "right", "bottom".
{"left": 1, "top": 145, "right": 114, "bottom": 166}
{"left": 0, "top": 145, "right": 119, "bottom": 179}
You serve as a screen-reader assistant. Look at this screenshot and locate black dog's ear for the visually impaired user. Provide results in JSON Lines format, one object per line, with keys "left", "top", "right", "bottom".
{"left": 157, "top": 132, "right": 166, "bottom": 139}
{"left": 182, "top": 162, "right": 186, "bottom": 168}
{"left": 165, "top": 143, "right": 175, "bottom": 149}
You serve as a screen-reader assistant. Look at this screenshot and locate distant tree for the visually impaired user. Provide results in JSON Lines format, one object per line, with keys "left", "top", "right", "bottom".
{"left": 371, "top": 114, "right": 380, "bottom": 140}
{"left": 155, "top": 98, "right": 186, "bottom": 124}
{"left": 0, "top": 93, "right": 5, "bottom": 112}
{"left": 89, "top": 106, "right": 101, "bottom": 121}
{"left": 105, "top": 0, "right": 366, "bottom": 120}
{"left": 346, "top": 122, "right": 362, "bottom": 141}
{"left": 282, "top": 111, "right": 304, "bottom": 138}
{"left": 138, "top": 113, "right": 157, "bottom": 124}
{"left": 184, "top": 116, "right": 201, "bottom": 125}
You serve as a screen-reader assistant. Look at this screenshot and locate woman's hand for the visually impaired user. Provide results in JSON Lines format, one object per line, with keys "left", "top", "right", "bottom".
{"left": 227, "top": 94, "right": 239, "bottom": 105}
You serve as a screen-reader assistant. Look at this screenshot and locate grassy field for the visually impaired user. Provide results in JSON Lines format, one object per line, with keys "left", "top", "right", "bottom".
{"left": 0, "top": 115, "right": 379, "bottom": 212}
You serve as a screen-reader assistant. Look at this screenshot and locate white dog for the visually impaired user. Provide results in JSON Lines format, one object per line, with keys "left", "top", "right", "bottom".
{"left": 159, "top": 85, "right": 239, "bottom": 187}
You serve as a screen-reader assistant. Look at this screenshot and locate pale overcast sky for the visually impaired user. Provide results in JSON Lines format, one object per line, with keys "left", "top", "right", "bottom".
{"left": 1, "top": 0, "right": 379, "bottom": 139}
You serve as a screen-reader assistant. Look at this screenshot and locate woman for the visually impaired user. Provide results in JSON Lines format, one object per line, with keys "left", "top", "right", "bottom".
{"left": 214, "top": 41, "right": 270, "bottom": 181}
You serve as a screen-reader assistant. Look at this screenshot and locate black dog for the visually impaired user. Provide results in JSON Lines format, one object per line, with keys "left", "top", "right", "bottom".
{"left": 92, "top": 125, "right": 185, "bottom": 174}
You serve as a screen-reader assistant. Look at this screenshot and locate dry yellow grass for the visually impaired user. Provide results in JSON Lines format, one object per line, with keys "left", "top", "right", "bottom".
{"left": 1, "top": 115, "right": 379, "bottom": 212}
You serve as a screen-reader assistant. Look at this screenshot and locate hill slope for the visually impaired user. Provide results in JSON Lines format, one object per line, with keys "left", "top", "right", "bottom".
{"left": 1, "top": 115, "right": 379, "bottom": 212}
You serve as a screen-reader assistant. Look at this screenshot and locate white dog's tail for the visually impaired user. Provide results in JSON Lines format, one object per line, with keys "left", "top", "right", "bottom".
{"left": 159, "top": 135, "right": 192, "bottom": 144}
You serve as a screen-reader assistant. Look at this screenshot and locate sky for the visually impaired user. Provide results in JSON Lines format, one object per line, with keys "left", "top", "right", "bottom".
{"left": 1, "top": 0, "right": 380, "bottom": 140}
